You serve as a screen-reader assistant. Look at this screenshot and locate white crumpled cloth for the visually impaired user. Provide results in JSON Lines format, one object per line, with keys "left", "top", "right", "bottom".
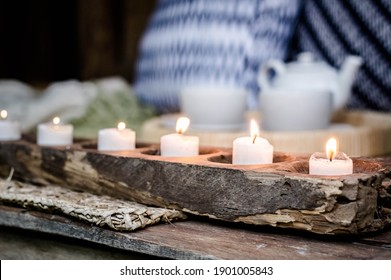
{"left": 0, "top": 77, "right": 130, "bottom": 132}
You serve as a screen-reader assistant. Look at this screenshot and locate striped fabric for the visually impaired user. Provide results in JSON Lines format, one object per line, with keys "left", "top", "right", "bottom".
{"left": 134, "top": 0, "right": 301, "bottom": 113}
{"left": 290, "top": 0, "right": 391, "bottom": 111}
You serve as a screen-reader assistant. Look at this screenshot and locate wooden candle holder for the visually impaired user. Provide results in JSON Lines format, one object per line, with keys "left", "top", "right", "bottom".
{"left": 0, "top": 137, "right": 390, "bottom": 235}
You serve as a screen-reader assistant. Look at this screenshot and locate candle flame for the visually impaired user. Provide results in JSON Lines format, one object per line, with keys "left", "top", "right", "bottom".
{"left": 53, "top": 117, "right": 61, "bottom": 125}
{"left": 176, "top": 117, "right": 190, "bottom": 134}
{"left": 326, "top": 137, "right": 337, "bottom": 162}
{"left": 0, "top": 110, "right": 7, "bottom": 120}
{"left": 250, "top": 119, "right": 259, "bottom": 144}
{"left": 117, "top": 122, "right": 126, "bottom": 131}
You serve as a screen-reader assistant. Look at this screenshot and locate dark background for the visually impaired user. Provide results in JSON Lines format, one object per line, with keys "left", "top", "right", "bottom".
{"left": 0, "top": 0, "right": 156, "bottom": 86}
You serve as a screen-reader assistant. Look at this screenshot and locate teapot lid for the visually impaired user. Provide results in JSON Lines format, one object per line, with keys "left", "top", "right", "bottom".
{"left": 287, "top": 52, "right": 334, "bottom": 74}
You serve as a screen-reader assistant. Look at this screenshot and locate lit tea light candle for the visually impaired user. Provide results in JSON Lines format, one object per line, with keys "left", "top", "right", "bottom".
{"left": 232, "top": 119, "right": 273, "bottom": 165}
{"left": 309, "top": 137, "right": 353, "bottom": 176}
{"left": 160, "top": 117, "right": 199, "bottom": 157}
{"left": 37, "top": 117, "right": 73, "bottom": 146}
{"left": 0, "top": 109, "right": 21, "bottom": 141}
{"left": 98, "top": 121, "right": 136, "bottom": 151}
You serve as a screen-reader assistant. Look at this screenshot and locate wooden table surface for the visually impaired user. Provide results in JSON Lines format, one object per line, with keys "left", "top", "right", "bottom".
{"left": 0, "top": 205, "right": 390, "bottom": 260}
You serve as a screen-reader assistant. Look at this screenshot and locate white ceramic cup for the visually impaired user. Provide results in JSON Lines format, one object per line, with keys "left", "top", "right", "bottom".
{"left": 260, "top": 89, "right": 332, "bottom": 131}
{"left": 180, "top": 86, "right": 248, "bottom": 131}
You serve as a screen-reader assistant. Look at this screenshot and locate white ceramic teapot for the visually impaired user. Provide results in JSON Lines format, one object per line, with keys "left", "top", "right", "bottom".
{"left": 258, "top": 53, "right": 362, "bottom": 131}
{"left": 259, "top": 52, "right": 362, "bottom": 112}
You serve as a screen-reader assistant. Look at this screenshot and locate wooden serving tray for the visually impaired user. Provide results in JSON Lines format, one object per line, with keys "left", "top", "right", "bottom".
{"left": 0, "top": 138, "right": 390, "bottom": 235}
{"left": 140, "top": 110, "right": 391, "bottom": 156}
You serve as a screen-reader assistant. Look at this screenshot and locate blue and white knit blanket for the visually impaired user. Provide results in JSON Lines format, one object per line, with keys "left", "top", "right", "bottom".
{"left": 134, "top": 0, "right": 301, "bottom": 113}
{"left": 291, "top": 0, "right": 391, "bottom": 111}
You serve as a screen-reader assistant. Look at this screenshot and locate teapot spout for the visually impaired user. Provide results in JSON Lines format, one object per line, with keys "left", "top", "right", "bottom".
{"left": 336, "top": 56, "right": 363, "bottom": 110}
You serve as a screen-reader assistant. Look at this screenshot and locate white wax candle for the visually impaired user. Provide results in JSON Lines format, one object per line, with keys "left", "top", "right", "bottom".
{"left": 0, "top": 121, "right": 21, "bottom": 141}
{"left": 98, "top": 122, "right": 135, "bottom": 151}
{"left": 233, "top": 137, "right": 273, "bottom": 165}
{"left": 37, "top": 117, "right": 73, "bottom": 146}
{"left": 309, "top": 152, "right": 353, "bottom": 175}
{"left": 232, "top": 120, "right": 273, "bottom": 165}
{"left": 0, "top": 110, "right": 21, "bottom": 141}
{"left": 309, "top": 138, "right": 353, "bottom": 176}
{"left": 160, "top": 117, "right": 199, "bottom": 157}
{"left": 161, "top": 133, "right": 199, "bottom": 157}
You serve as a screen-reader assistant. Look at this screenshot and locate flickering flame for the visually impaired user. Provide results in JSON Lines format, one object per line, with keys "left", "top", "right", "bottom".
{"left": 52, "top": 117, "right": 61, "bottom": 125}
{"left": 250, "top": 119, "right": 259, "bottom": 144}
{"left": 176, "top": 117, "right": 190, "bottom": 134}
{"left": 0, "top": 110, "right": 7, "bottom": 120}
{"left": 326, "top": 137, "right": 337, "bottom": 162}
{"left": 117, "top": 122, "right": 126, "bottom": 130}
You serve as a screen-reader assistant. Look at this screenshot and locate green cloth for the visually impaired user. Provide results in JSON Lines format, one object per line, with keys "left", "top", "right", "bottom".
{"left": 71, "top": 86, "right": 156, "bottom": 139}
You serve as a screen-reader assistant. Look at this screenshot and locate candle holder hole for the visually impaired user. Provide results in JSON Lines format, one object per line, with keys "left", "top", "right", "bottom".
{"left": 141, "top": 148, "right": 160, "bottom": 156}
{"left": 80, "top": 141, "right": 97, "bottom": 150}
{"left": 290, "top": 161, "right": 310, "bottom": 174}
{"left": 22, "top": 133, "right": 36, "bottom": 143}
{"left": 352, "top": 158, "right": 382, "bottom": 173}
{"left": 80, "top": 142, "right": 154, "bottom": 151}
{"left": 208, "top": 154, "right": 232, "bottom": 164}
{"left": 290, "top": 158, "right": 380, "bottom": 175}
{"left": 273, "top": 152, "right": 295, "bottom": 163}
{"left": 208, "top": 152, "right": 295, "bottom": 165}
{"left": 141, "top": 147, "right": 220, "bottom": 157}
{"left": 199, "top": 148, "right": 221, "bottom": 155}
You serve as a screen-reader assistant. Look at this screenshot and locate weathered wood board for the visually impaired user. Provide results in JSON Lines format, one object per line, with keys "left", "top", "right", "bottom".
{"left": 0, "top": 139, "right": 390, "bottom": 235}
{"left": 1, "top": 205, "right": 391, "bottom": 259}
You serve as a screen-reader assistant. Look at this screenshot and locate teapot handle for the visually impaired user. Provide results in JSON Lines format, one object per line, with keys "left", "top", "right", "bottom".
{"left": 259, "top": 60, "right": 285, "bottom": 92}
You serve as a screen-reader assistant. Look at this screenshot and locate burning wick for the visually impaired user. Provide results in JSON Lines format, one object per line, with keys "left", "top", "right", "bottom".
{"left": 326, "top": 137, "right": 337, "bottom": 162}
{"left": 0, "top": 110, "right": 8, "bottom": 120}
{"left": 328, "top": 150, "right": 334, "bottom": 162}
{"left": 117, "top": 122, "right": 126, "bottom": 131}
{"left": 250, "top": 119, "right": 258, "bottom": 144}
{"left": 176, "top": 117, "right": 190, "bottom": 135}
{"left": 309, "top": 137, "right": 353, "bottom": 176}
{"left": 52, "top": 116, "right": 61, "bottom": 125}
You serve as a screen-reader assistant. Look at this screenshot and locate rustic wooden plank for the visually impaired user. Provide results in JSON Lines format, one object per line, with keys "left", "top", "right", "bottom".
{"left": 1, "top": 140, "right": 390, "bottom": 234}
{"left": 0, "top": 226, "right": 155, "bottom": 260}
{"left": 0, "top": 205, "right": 390, "bottom": 259}
{"left": 0, "top": 205, "right": 209, "bottom": 259}
{"left": 356, "top": 229, "right": 391, "bottom": 246}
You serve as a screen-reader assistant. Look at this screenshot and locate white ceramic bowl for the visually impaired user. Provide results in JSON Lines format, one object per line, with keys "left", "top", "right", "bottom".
{"left": 180, "top": 86, "right": 248, "bottom": 131}
{"left": 260, "top": 89, "right": 332, "bottom": 131}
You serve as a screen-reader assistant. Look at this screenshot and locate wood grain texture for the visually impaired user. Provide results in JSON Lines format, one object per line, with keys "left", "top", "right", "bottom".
{"left": 0, "top": 140, "right": 390, "bottom": 235}
{"left": 0, "top": 205, "right": 390, "bottom": 259}
{"left": 0, "top": 226, "right": 155, "bottom": 260}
